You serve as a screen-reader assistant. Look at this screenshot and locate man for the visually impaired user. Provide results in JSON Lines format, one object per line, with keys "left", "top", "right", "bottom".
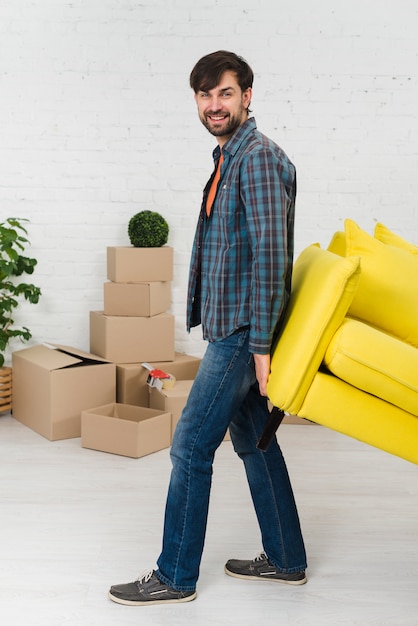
{"left": 109, "top": 50, "right": 307, "bottom": 606}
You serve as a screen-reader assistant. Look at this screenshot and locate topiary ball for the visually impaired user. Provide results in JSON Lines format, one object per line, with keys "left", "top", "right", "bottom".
{"left": 128, "top": 210, "right": 169, "bottom": 248}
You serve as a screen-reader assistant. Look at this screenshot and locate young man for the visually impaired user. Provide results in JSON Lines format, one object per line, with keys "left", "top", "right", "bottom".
{"left": 109, "top": 50, "right": 307, "bottom": 606}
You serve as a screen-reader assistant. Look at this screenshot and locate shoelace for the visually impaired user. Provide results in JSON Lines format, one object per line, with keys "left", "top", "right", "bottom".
{"left": 254, "top": 552, "right": 268, "bottom": 562}
{"left": 136, "top": 569, "right": 154, "bottom": 584}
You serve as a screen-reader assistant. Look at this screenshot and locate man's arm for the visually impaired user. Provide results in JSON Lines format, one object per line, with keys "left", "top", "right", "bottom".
{"left": 242, "top": 148, "right": 292, "bottom": 355}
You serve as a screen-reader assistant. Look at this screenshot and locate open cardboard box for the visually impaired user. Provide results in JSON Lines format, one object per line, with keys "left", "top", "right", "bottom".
{"left": 81, "top": 403, "right": 171, "bottom": 458}
{"left": 116, "top": 352, "right": 201, "bottom": 407}
{"left": 12, "top": 344, "right": 116, "bottom": 441}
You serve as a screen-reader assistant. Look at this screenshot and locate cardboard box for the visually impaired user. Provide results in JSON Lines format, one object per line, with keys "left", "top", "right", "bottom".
{"left": 104, "top": 281, "right": 171, "bottom": 317}
{"left": 90, "top": 311, "right": 175, "bottom": 363}
{"left": 81, "top": 403, "right": 171, "bottom": 458}
{"left": 117, "top": 353, "right": 201, "bottom": 406}
{"left": 149, "top": 380, "right": 194, "bottom": 440}
{"left": 12, "top": 344, "right": 116, "bottom": 441}
{"left": 107, "top": 246, "right": 173, "bottom": 283}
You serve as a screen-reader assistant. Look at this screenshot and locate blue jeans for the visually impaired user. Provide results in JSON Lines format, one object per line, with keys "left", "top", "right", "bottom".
{"left": 156, "top": 329, "right": 307, "bottom": 592}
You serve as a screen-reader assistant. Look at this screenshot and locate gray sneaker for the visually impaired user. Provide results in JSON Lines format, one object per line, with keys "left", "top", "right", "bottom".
{"left": 225, "top": 552, "right": 307, "bottom": 585}
{"left": 108, "top": 570, "right": 197, "bottom": 606}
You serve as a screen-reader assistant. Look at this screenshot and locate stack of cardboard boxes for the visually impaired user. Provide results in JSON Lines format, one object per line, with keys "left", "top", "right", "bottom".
{"left": 12, "top": 244, "right": 202, "bottom": 456}
{"left": 83, "top": 244, "right": 201, "bottom": 457}
{"left": 90, "top": 246, "right": 175, "bottom": 363}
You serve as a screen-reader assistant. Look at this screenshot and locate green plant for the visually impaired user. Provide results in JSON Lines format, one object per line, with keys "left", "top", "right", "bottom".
{"left": 0, "top": 217, "right": 42, "bottom": 367}
{"left": 128, "top": 210, "right": 169, "bottom": 248}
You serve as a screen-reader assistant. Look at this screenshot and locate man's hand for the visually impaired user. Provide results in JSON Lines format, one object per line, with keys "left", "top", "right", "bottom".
{"left": 253, "top": 353, "right": 270, "bottom": 397}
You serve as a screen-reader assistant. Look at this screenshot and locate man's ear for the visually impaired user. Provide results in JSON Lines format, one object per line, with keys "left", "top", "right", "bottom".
{"left": 243, "top": 87, "right": 252, "bottom": 110}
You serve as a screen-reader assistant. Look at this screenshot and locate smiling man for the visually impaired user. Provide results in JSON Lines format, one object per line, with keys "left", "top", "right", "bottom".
{"left": 109, "top": 50, "right": 307, "bottom": 607}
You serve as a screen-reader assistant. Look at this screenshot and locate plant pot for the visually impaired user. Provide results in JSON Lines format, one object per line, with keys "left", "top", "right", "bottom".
{"left": 0, "top": 366, "right": 12, "bottom": 413}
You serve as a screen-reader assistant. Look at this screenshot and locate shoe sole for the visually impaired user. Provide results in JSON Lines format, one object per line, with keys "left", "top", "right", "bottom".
{"left": 224, "top": 566, "right": 307, "bottom": 586}
{"left": 108, "top": 590, "right": 197, "bottom": 606}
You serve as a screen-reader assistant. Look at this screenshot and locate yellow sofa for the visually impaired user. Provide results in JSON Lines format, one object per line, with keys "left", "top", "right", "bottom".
{"left": 267, "top": 220, "right": 418, "bottom": 465}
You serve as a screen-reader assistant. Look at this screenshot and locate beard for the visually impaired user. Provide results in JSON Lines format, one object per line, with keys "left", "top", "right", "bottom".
{"left": 200, "top": 107, "right": 245, "bottom": 138}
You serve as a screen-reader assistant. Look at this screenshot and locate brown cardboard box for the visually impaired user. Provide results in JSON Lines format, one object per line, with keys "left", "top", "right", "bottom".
{"left": 104, "top": 281, "right": 171, "bottom": 317}
{"left": 117, "top": 353, "right": 201, "bottom": 407}
{"left": 12, "top": 344, "right": 116, "bottom": 441}
{"left": 107, "top": 246, "right": 173, "bottom": 283}
{"left": 81, "top": 403, "right": 171, "bottom": 458}
{"left": 90, "top": 311, "right": 175, "bottom": 363}
{"left": 149, "top": 380, "right": 194, "bottom": 440}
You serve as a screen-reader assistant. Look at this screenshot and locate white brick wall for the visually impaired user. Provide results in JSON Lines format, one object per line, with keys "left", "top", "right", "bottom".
{"left": 1, "top": 0, "right": 417, "bottom": 363}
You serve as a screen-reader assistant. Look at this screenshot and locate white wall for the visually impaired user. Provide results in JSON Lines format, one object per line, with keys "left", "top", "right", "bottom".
{"left": 1, "top": 0, "right": 417, "bottom": 363}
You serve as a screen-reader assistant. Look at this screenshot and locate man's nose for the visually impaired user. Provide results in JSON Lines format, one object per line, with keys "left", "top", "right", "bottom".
{"left": 209, "top": 96, "right": 221, "bottom": 111}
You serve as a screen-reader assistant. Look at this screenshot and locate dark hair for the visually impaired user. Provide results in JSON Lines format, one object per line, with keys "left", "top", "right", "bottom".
{"left": 189, "top": 50, "right": 254, "bottom": 94}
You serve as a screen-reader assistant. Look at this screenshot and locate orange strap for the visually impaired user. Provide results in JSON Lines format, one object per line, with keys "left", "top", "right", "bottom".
{"left": 206, "top": 153, "right": 224, "bottom": 217}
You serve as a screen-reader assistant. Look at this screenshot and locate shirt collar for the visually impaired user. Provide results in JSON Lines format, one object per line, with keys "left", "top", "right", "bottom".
{"left": 212, "top": 117, "right": 257, "bottom": 161}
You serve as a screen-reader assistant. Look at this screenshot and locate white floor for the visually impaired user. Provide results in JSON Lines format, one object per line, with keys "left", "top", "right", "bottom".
{"left": 0, "top": 413, "right": 417, "bottom": 626}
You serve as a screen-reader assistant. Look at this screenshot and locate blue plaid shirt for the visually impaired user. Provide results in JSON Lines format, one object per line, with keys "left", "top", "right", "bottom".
{"left": 186, "top": 117, "right": 296, "bottom": 355}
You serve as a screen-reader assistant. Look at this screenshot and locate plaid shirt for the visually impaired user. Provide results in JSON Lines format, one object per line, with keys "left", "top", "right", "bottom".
{"left": 186, "top": 117, "right": 296, "bottom": 355}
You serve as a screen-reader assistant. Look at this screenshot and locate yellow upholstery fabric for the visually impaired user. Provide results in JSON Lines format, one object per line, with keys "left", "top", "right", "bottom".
{"left": 298, "top": 371, "right": 418, "bottom": 465}
{"left": 345, "top": 219, "right": 418, "bottom": 348}
{"left": 374, "top": 222, "right": 418, "bottom": 256}
{"left": 324, "top": 318, "right": 418, "bottom": 416}
{"left": 267, "top": 244, "right": 361, "bottom": 414}
{"left": 327, "top": 231, "right": 346, "bottom": 257}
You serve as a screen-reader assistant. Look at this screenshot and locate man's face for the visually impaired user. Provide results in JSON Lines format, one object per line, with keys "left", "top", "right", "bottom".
{"left": 194, "top": 71, "right": 252, "bottom": 145}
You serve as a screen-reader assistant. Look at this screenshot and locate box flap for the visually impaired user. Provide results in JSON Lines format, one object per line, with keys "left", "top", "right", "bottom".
{"left": 49, "top": 343, "right": 112, "bottom": 366}
{"left": 14, "top": 343, "right": 111, "bottom": 372}
{"left": 14, "top": 344, "right": 82, "bottom": 371}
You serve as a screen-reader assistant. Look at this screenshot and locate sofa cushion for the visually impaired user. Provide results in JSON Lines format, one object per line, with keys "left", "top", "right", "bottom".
{"left": 328, "top": 224, "right": 418, "bottom": 258}
{"left": 374, "top": 222, "right": 418, "bottom": 256}
{"left": 344, "top": 219, "right": 418, "bottom": 348}
{"left": 327, "top": 231, "right": 346, "bottom": 256}
{"left": 324, "top": 318, "right": 418, "bottom": 416}
{"left": 298, "top": 371, "right": 418, "bottom": 465}
{"left": 267, "top": 244, "right": 361, "bottom": 414}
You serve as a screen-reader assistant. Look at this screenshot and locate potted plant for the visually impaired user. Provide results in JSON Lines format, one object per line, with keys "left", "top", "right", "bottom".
{"left": 0, "top": 217, "right": 41, "bottom": 412}
{"left": 128, "top": 210, "right": 169, "bottom": 248}
{"left": 107, "top": 211, "right": 172, "bottom": 283}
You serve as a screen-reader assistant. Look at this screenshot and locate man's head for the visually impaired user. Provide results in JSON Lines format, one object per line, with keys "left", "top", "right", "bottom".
{"left": 190, "top": 51, "right": 254, "bottom": 145}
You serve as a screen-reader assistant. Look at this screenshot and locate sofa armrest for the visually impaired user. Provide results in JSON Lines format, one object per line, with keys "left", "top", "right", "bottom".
{"left": 267, "top": 244, "right": 361, "bottom": 414}
{"left": 324, "top": 317, "right": 418, "bottom": 416}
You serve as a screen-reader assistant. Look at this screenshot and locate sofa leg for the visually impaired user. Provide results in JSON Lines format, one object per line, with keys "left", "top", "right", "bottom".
{"left": 257, "top": 407, "right": 285, "bottom": 451}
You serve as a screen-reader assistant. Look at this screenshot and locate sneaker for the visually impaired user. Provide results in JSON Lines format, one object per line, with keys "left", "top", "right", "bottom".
{"left": 225, "top": 552, "right": 307, "bottom": 585}
{"left": 108, "top": 570, "right": 197, "bottom": 606}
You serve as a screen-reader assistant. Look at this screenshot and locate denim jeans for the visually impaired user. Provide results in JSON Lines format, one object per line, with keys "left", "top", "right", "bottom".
{"left": 156, "top": 329, "right": 307, "bottom": 592}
